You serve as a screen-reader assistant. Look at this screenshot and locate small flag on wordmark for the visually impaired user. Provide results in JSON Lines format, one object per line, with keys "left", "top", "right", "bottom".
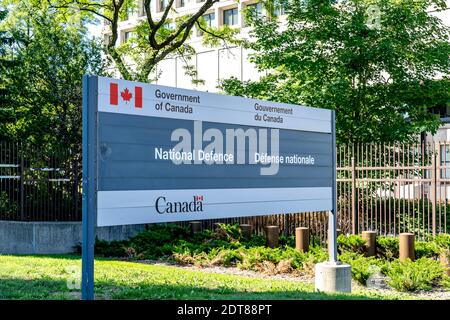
{"left": 110, "top": 82, "right": 142, "bottom": 108}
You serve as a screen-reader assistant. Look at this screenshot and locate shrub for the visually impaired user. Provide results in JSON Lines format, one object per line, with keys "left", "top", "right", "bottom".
{"left": 276, "top": 259, "right": 294, "bottom": 273}
{"left": 210, "top": 249, "right": 244, "bottom": 267}
{"left": 415, "top": 241, "right": 439, "bottom": 259}
{"left": 216, "top": 223, "right": 241, "bottom": 241}
{"left": 173, "top": 252, "right": 197, "bottom": 266}
{"left": 279, "top": 235, "right": 295, "bottom": 247}
{"left": 386, "top": 258, "right": 445, "bottom": 292}
{"left": 243, "top": 234, "right": 266, "bottom": 247}
{"left": 237, "top": 246, "right": 307, "bottom": 271}
{"left": 337, "top": 234, "right": 366, "bottom": 254}
{"left": 376, "top": 237, "right": 399, "bottom": 260}
{"left": 278, "top": 246, "right": 306, "bottom": 269}
{"left": 434, "top": 234, "right": 450, "bottom": 250}
{"left": 339, "top": 252, "right": 385, "bottom": 285}
{"left": 442, "top": 275, "right": 450, "bottom": 289}
{"left": 95, "top": 239, "right": 128, "bottom": 257}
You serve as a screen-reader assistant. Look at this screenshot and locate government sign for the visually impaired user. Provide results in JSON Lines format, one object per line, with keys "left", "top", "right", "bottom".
{"left": 81, "top": 75, "right": 337, "bottom": 299}
{"left": 92, "top": 76, "right": 333, "bottom": 226}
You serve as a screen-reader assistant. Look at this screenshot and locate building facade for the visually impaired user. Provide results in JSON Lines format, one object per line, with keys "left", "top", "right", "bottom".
{"left": 102, "top": 0, "right": 284, "bottom": 92}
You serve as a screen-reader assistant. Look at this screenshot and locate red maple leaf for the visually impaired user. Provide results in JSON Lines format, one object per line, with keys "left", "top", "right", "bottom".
{"left": 120, "top": 88, "right": 132, "bottom": 102}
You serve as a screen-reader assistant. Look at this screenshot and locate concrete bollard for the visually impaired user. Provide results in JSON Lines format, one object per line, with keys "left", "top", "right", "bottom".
{"left": 439, "top": 251, "right": 450, "bottom": 277}
{"left": 295, "top": 227, "right": 309, "bottom": 252}
{"left": 315, "top": 262, "right": 352, "bottom": 293}
{"left": 189, "top": 221, "right": 202, "bottom": 235}
{"left": 265, "top": 226, "right": 279, "bottom": 248}
{"left": 239, "top": 224, "right": 252, "bottom": 240}
{"left": 399, "top": 233, "right": 415, "bottom": 262}
{"left": 362, "top": 231, "right": 377, "bottom": 257}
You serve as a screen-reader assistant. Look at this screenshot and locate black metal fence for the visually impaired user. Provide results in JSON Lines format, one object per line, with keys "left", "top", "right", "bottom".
{"left": 1, "top": 142, "right": 448, "bottom": 241}
{"left": 0, "top": 142, "right": 81, "bottom": 221}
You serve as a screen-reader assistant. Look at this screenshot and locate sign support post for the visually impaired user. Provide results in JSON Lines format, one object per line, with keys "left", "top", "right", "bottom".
{"left": 329, "top": 110, "right": 338, "bottom": 263}
{"left": 315, "top": 110, "right": 351, "bottom": 293}
{"left": 82, "top": 75, "right": 98, "bottom": 300}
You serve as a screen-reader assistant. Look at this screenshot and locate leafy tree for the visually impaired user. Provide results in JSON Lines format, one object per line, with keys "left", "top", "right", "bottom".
{"left": 0, "top": 9, "right": 19, "bottom": 140}
{"left": 0, "top": 2, "right": 106, "bottom": 149}
{"left": 221, "top": 0, "right": 450, "bottom": 144}
{"left": 48, "top": 0, "right": 241, "bottom": 82}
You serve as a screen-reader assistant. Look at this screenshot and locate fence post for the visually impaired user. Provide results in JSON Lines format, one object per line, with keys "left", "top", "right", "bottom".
{"left": 284, "top": 214, "right": 289, "bottom": 237}
{"left": 20, "top": 144, "right": 24, "bottom": 221}
{"left": 351, "top": 156, "right": 358, "bottom": 234}
{"left": 431, "top": 144, "right": 438, "bottom": 236}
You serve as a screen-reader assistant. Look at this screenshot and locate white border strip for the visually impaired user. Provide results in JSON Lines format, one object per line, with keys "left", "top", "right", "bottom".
{"left": 97, "top": 76, "right": 332, "bottom": 133}
{"left": 97, "top": 187, "right": 332, "bottom": 226}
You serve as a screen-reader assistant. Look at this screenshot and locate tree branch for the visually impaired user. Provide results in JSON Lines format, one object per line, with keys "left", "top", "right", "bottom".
{"left": 157, "top": 0, "right": 219, "bottom": 49}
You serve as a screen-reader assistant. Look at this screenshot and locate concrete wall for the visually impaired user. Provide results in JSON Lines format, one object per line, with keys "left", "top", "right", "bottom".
{"left": 0, "top": 220, "right": 146, "bottom": 254}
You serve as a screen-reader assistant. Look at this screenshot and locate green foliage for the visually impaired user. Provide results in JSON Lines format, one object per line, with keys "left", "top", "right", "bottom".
{"left": 415, "top": 241, "right": 439, "bottom": 259}
{"left": 217, "top": 223, "right": 242, "bottom": 241}
{"left": 386, "top": 258, "right": 445, "bottom": 292}
{"left": 211, "top": 249, "right": 245, "bottom": 267}
{"left": 340, "top": 252, "right": 386, "bottom": 285}
{"left": 237, "top": 245, "right": 327, "bottom": 272}
{"left": 337, "top": 234, "right": 367, "bottom": 254}
{"left": 0, "top": 191, "right": 18, "bottom": 219}
{"left": 434, "top": 234, "right": 450, "bottom": 250}
{"left": 244, "top": 234, "right": 266, "bottom": 247}
{"left": 0, "top": 2, "right": 105, "bottom": 150}
{"left": 376, "top": 237, "right": 399, "bottom": 260}
{"left": 279, "top": 235, "right": 295, "bottom": 247}
{"left": 442, "top": 276, "right": 450, "bottom": 289}
{"left": 95, "top": 239, "right": 129, "bottom": 257}
{"left": 0, "top": 9, "right": 20, "bottom": 140}
{"left": 221, "top": 0, "right": 450, "bottom": 143}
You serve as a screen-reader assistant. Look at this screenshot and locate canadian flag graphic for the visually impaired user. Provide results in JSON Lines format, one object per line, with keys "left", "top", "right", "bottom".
{"left": 109, "top": 82, "right": 142, "bottom": 108}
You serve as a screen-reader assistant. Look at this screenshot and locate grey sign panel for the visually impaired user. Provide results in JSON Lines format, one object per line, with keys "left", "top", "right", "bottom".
{"left": 98, "top": 113, "right": 332, "bottom": 191}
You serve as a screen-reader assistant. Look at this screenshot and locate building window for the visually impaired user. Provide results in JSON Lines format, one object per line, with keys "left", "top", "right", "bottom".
{"left": 197, "top": 12, "right": 215, "bottom": 36}
{"left": 441, "top": 145, "right": 450, "bottom": 179}
{"left": 158, "top": 0, "right": 170, "bottom": 12}
{"left": 122, "top": 31, "right": 135, "bottom": 44}
{"left": 177, "top": 0, "right": 186, "bottom": 7}
{"left": 274, "top": 0, "right": 286, "bottom": 17}
{"left": 244, "top": 2, "right": 263, "bottom": 26}
{"left": 122, "top": 5, "right": 136, "bottom": 21}
{"left": 139, "top": 0, "right": 146, "bottom": 17}
{"left": 223, "top": 8, "right": 238, "bottom": 26}
{"left": 247, "top": 3, "right": 263, "bottom": 17}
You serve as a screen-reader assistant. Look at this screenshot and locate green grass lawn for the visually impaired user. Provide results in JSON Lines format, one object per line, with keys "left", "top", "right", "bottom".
{"left": 0, "top": 254, "right": 419, "bottom": 300}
